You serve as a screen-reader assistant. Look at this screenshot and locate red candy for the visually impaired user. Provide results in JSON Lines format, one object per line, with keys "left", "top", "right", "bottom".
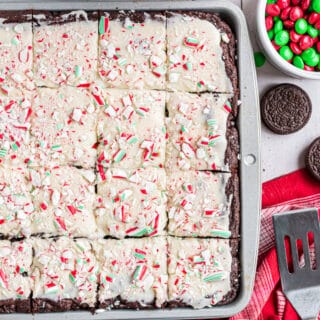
{"left": 314, "top": 20, "right": 320, "bottom": 29}
{"left": 301, "top": 0, "right": 311, "bottom": 10}
{"left": 304, "top": 65, "right": 315, "bottom": 71}
{"left": 266, "top": 4, "right": 281, "bottom": 16}
{"left": 281, "top": 7, "right": 292, "bottom": 20}
{"left": 290, "top": 42, "right": 303, "bottom": 54}
{"left": 308, "top": 12, "right": 320, "bottom": 24}
{"left": 272, "top": 40, "right": 281, "bottom": 50}
{"left": 265, "top": 16, "right": 274, "bottom": 30}
{"left": 292, "top": 0, "right": 301, "bottom": 5}
{"left": 278, "top": 0, "right": 291, "bottom": 9}
{"left": 299, "top": 35, "right": 314, "bottom": 50}
{"left": 290, "top": 6, "right": 304, "bottom": 21}
{"left": 316, "top": 42, "right": 320, "bottom": 53}
{"left": 290, "top": 30, "right": 302, "bottom": 42}
{"left": 284, "top": 20, "right": 295, "bottom": 28}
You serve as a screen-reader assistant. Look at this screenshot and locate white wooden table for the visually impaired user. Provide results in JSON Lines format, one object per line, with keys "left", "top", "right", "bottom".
{"left": 230, "top": 0, "right": 320, "bottom": 182}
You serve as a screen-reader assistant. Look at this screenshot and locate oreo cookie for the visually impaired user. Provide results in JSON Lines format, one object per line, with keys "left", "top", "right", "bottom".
{"left": 306, "top": 137, "right": 320, "bottom": 181}
{"left": 261, "top": 84, "right": 312, "bottom": 134}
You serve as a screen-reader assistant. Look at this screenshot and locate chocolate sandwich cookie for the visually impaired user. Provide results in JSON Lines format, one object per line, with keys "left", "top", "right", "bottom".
{"left": 306, "top": 137, "right": 320, "bottom": 181}
{"left": 261, "top": 84, "right": 312, "bottom": 135}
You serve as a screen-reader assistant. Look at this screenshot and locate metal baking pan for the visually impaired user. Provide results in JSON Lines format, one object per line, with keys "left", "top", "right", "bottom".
{"left": 0, "top": 1, "right": 261, "bottom": 319}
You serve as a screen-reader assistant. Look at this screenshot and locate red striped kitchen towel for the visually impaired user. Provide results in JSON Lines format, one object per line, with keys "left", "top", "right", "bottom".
{"left": 230, "top": 169, "right": 320, "bottom": 320}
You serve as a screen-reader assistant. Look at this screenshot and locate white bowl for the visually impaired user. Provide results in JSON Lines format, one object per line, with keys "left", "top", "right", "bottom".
{"left": 256, "top": 0, "right": 320, "bottom": 79}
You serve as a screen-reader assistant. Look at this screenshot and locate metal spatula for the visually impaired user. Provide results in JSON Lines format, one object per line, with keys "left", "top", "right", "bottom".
{"left": 273, "top": 208, "right": 320, "bottom": 320}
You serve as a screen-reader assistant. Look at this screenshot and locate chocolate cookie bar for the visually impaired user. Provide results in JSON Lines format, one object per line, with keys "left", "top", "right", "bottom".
{"left": 0, "top": 239, "right": 33, "bottom": 313}
{"left": 96, "top": 167, "right": 167, "bottom": 238}
{"left": 167, "top": 237, "right": 239, "bottom": 308}
{"left": 94, "top": 236, "right": 168, "bottom": 309}
{"left": 30, "top": 85, "right": 98, "bottom": 168}
{"left": 31, "top": 237, "right": 98, "bottom": 312}
{"left": 166, "top": 11, "right": 237, "bottom": 94}
{"left": 167, "top": 170, "right": 239, "bottom": 238}
{"left": 97, "top": 89, "right": 166, "bottom": 169}
{"left": 29, "top": 166, "right": 97, "bottom": 237}
{"left": 33, "top": 10, "right": 98, "bottom": 87}
{"left": 166, "top": 92, "right": 239, "bottom": 171}
{"left": 0, "top": 11, "right": 33, "bottom": 93}
{"left": 98, "top": 11, "right": 166, "bottom": 90}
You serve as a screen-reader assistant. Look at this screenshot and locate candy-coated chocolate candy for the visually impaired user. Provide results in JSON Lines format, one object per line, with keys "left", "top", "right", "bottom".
{"left": 301, "top": 0, "right": 311, "bottom": 10}
{"left": 280, "top": 45, "right": 294, "bottom": 59}
{"left": 304, "top": 65, "right": 315, "bottom": 70}
{"left": 290, "top": 6, "right": 304, "bottom": 21}
{"left": 299, "top": 35, "right": 314, "bottom": 49}
{"left": 278, "top": 0, "right": 291, "bottom": 8}
{"left": 281, "top": 7, "right": 292, "bottom": 20}
{"left": 268, "top": 29, "right": 275, "bottom": 39}
{"left": 274, "top": 20, "right": 284, "bottom": 33}
{"left": 272, "top": 40, "right": 282, "bottom": 50}
{"left": 290, "top": 29, "right": 302, "bottom": 42}
{"left": 302, "top": 47, "right": 317, "bottom": 59}
{"left": 312, "top": 0, "right": 320, "bottom": 13}
{"left": 307, "top": 25, "right": 318, "bottom": 37}
{"left": 314, "top": 19, "right": 320, "bottom": 29}
{"left": 284, "top": 20, "right": 295, "bottom": 28}
{"left": 266, "top": 16, "right": 274, "bottom": 30}
{"left": 266, "top": 4, "right": 281, "bottom": 16}
{"left": 293, "top": 55, "right": 305, "bottom": 68}
{"left": 295, "top": 18, "right": 308, "bottom": 34}
{"left": 254, "top": 52, "right": 267, "bottom": 67}
{"left": 292, "top": 0, "right": 301, "bottom": 4}
{"left": 274, "top": 30, "right": 290, "bottom": 45}
{"left": 308, "top": 12, "right": 320, "bottom": 24}
{"left": 290, "top": 41, "right": 303, "bottom": 54}
{"left": 267, "top": 0, "right": 277, "bottom": 3}
{"left": 316, "top": 41, "right": 320, "bottom": 53}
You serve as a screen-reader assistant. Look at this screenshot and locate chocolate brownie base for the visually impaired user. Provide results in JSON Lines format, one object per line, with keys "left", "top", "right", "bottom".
{"left": 99, "top": 297, "right": 166, "bottom": 310}
{"left": 226, "top": 171, "right": 240, "bottom": 238}
{"left": 167, "top": 239, "right": 240, "bottom": 308}
{"left": 0, "top": 10, "right": 32, "bottom": 23}
{"left": 0, "top": 299, "right": 32, "bottom": 313}
{"left": 32, "top": 298, "right": 95, "bottom": 313}
{"left": 33, "top": 10, "right": 98, "bottom": 26}
{"left": 167, "top": 10, "right": 238, "bottom": 98}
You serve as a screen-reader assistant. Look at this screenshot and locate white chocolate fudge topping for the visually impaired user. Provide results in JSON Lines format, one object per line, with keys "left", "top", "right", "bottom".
{"left": 0, "top": 166, "right": 33, "bottom": 237}
{"left": 31, "top": 237, "right": 98, "bottom": 306}
{"left": 168, "top": 237, "right": 232, "bottom": 308}
{"left": 94, "top": 237, "right": 167, "bottom": 308}
{"left": 33, "top": 12, "right": 98, "bottom": 87}
{"left": 167, "top": 171, "right": 232, "bottom": 238}
{"left": 96, "top": 167, "right": 167, "bottom": 238}
{"left": 97, "top": 89, "right": 165, "bottom": 169}
{"left": 0, "top": 240, "right": 32, "bottom": 300}
{"left": 167, "top": 13, "right": 232, "bottom": 93}
{"left": 166, "top": 92, "right": 233, "bottom": 171}
{"left": 30, "top": 85, "right": 97, "bottom": 168}
{"left": 99, "top": 13, "right": 166, "bottom": 90}
{"left": 0, "top": 19, "right": 33, "bottom": 92}
{"left": 29, "top": 166, "right": 97, "bottom": 237}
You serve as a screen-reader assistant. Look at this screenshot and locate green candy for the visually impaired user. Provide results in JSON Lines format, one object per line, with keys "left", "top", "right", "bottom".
{"left": 274, "top": 16, "right": 280, "bottom": 22}
{"left": 274, "top": 30, "right": 290, "bottom": 46}
{"left": 279, "top": 46, "right": 294, "bottom": 60}
{"left": 307, "top": 25, "right": 318, "bottom": 38}
{"left": 293, "top": 56, "right": 305, "bottom": 69}
{"left": 295, "top": 18, "right": 308, "bottom": 34}
{"left": 312, "top": 0, "right": 320, "bottom": 13}
{"left": 302, "top": 48, "right": 317, "bottom": 61}
{"left": 268, "top": 29, "right": 274, "bottom": 40}
{"left": 254, "top": 52, "right": 266, "bottom": 67}
{"left": 305, "top": 54, "right": 320, "bottom": 67}
{"left": 267, "top": 0, "right": 276, "bottom": 3}
{"left": 274, "top": 20, "right": 283, "bottom": 34}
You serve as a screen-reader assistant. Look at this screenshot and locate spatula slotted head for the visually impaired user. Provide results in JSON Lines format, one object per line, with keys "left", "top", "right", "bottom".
{"left": 273, "top": 208, "right": 320, "bottom": 320}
